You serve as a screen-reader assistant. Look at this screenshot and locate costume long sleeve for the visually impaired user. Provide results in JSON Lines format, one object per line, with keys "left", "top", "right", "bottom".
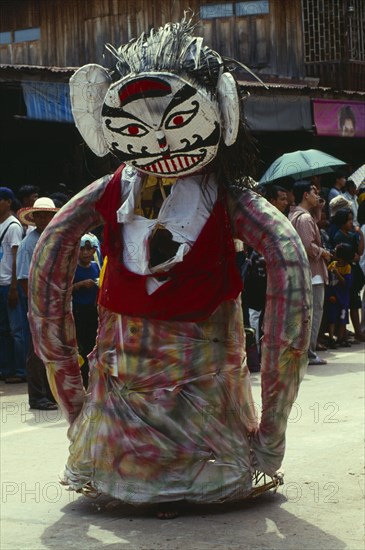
{"left": 233, "top": 189, "right": 312, "bottom": 475}
{"left": 28, "top": 176, "right": 109, "bottom": 423}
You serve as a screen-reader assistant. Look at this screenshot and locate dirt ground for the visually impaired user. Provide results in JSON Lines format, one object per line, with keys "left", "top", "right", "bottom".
{"left": 1, "top": 343, "right": 364, "bottom": 550}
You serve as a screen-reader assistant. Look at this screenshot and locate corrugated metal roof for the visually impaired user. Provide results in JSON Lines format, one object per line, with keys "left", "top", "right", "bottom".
{"left": 1, "top": 63, "right": 364, "bottom": 98}
{"left": 0, "top": 64, "right": 77, "bottom": 83}
{"left": 0, "top": 63, "right": 77, "bottom": 73}
{"left": 238, "top": 79, "right": 365, "bottom": 97}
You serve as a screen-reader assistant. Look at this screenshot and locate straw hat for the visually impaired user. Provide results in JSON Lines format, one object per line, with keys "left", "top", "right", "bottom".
{"left": 17, "top": 197, "right": 59, "bottom": 225}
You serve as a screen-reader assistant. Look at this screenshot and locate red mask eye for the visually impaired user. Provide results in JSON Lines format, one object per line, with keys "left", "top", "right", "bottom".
{"left": 128, "top": 125, "right": 141, "bottom": 135}
{"left": 165, "top": 104, "right": 199, "bottom": 130}
{"left": 119, "top": 123, "right": 148, "bottom": 137}
{"left": 171, "top": 115, "right": 184, "bottom": 127}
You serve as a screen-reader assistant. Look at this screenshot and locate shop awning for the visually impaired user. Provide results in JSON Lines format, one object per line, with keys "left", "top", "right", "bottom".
{"left": 243, "top": 95, "right": 313, "bottom": 132}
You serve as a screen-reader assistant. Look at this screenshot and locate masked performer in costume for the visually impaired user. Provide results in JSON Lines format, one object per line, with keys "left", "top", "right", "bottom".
{"left": 28, "top": 15, "right": 311, "bottom": 514}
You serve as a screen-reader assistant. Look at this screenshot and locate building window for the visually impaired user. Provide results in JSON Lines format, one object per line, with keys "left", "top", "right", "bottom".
{"left": 14, "top": 27, "right": 41, "bottom": 43}
{"left": 302, "top": 0, "right": 343, "bottom": 62}
{"left": 0, "top": 27, "right": 41, "bottom": 45}
{"left": 0, "top": 32, "right": 12, "bottom": 45}
{"left": 235, "top": 1, "right": 269, "bottom": 16}
{"left": 200, "top": 1, "right": 269, "bottom": 19}
{"left": 348, "top": 1, "right": 365, "bottom": 61}
{"left": 200, "top": 3, "right": 234, "bottom": 19}
{"left": 302, "top": 0, "right": 365, "bottom": 63}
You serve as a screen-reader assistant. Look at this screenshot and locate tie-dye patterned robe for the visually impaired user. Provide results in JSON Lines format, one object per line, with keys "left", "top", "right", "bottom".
{"left": 28, "top": 170, "right": 311, "bottom": 504}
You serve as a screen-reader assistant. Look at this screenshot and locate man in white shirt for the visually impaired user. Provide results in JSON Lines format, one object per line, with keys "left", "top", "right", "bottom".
{"left": 17, "top": 197, "right": 59, "bottom": 409}
{"left": 0, "top": 187, "right": 27, "bottom": 382}
{"left": 343, "top": 179, "right": 359, "bottom": 226}
{"left": 360, "top": 224, "right": 365, "bottom": 333}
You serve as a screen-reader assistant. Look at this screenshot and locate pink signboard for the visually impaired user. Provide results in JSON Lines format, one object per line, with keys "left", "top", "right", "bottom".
{"left": 313, "top": 99, "right": 365, "bottom": 138}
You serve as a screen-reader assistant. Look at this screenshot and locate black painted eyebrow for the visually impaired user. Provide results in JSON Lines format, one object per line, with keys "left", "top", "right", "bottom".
{"left": 101, "top": 82, "right": 197, "bottom": 127}
{"left": 102, "top": 104, "right": 152, "bottom": 128}
{"left": 161, "top": 84, "right": 197, "bottom": 125}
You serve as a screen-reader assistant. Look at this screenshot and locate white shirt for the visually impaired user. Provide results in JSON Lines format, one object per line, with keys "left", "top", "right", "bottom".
{"left": 360, "top": 225, "right": 365, "bottom": 276}
{"left": 16, "top": 228, "right": 41, "bottom": 280}
{"left": 343, "top": 191, "right": 359, "bottom": 225}
{"left": 0, "top": 215, "right": 23, "bottom": 286}
{"left": 116, "top": 166, "right": 218, "bottom": 294}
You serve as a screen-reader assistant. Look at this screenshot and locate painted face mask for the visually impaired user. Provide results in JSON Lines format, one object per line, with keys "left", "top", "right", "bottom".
{"left": 101, "top": 72, "right": 221, "bottom": 177}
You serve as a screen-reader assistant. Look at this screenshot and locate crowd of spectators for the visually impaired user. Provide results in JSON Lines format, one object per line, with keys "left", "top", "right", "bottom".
{"left": 0, "top": 185, "right": 101, "bottom": 410}
{"left": 242, "top": 171, "right": 365, "bottom": 370}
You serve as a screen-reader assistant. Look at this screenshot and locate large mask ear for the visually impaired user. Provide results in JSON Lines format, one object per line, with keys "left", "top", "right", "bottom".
{"left": 217, "top": 72, "right": 240, "bottom": 147}
{"left": 70, "top": 64, "right": 111, "bottom": 157}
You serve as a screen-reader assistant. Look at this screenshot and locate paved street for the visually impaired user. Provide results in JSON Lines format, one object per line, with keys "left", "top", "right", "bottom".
{"left": 1, "top": 344, "right": 364, "bottom": 550}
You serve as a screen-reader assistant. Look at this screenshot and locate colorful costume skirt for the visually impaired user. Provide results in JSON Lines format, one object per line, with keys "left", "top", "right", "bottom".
{"left": 62, "top": 299, "right": 261, "bottom": 503}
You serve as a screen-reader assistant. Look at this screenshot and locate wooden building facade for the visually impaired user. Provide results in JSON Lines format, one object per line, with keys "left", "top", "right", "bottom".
{"left": 1, "top": 0, "right": 364, "bottom": 89}
{"left": 0, "top": 0, "right": 364, "bottom": 192}
{"left": 0, "top": 0, "right": 309, "bottom": 82}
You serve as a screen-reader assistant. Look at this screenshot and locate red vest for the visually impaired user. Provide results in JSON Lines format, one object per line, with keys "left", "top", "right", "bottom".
{"left": 95, "top": 167, "right": 242, "bottom": 322}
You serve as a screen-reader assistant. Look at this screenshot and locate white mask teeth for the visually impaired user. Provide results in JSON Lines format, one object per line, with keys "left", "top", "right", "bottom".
{"left": 141, "top": 153, "right": 203, "bottom": 175}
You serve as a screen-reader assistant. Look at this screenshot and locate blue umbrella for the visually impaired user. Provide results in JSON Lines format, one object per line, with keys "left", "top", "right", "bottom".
{"left": 259, "top": 149, "right": 346, "bottom": 184}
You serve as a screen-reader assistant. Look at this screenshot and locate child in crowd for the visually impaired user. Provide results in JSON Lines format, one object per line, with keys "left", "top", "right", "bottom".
{"left": 332, "top": 208, "right": 365, "bottom": 341}
{"left": 326, "top": 243, "right": 354, "bottom": 348}
{"left": 72, "top": 234, "right": 101, "bottom": 388}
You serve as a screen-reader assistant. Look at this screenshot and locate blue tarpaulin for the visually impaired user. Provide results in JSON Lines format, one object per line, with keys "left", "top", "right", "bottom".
{"left": 21, "top": 81, "right": 74, "bottom": 123}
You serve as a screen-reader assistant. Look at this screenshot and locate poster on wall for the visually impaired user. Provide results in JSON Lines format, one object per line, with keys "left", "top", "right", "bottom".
{"left": 313, "top": 99, "right": 365, "bottom": 137}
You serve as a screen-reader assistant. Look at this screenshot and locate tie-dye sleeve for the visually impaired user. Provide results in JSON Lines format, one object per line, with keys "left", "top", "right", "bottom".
{"left": 232, "top": 189, "right": 312, "bottom": 475}
{"left": 28, "top": 175, "right": 110, "bottom": 423}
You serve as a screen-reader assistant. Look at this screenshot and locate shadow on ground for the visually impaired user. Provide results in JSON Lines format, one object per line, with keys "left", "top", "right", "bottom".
{"left": 40, "top": 492, "right": 346, "bottom": 550}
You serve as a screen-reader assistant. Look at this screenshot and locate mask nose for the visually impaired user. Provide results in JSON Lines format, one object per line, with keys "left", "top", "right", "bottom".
{"left": 155, "top": 130, "right": 170, "bottom": 158}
